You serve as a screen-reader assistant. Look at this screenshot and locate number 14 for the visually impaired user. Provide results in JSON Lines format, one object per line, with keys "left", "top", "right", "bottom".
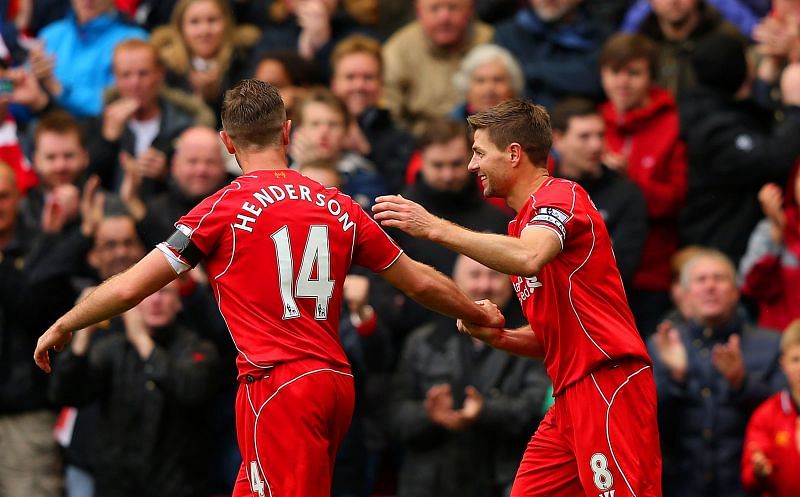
{"left": 271, "top": 225, "right": 335, "bottom": 320}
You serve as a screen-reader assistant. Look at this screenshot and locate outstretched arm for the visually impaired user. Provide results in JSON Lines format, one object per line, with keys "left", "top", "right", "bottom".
{"left": 34, "top": 249, "right": 178, "bottom": 372}
{"left": 373, "top": 195, "right": 561, "bottom": 277}
{"left": 458, "top": 320, "right": 545, "bottom": 358}
{"left": 378, "top": 254, "right": 505, "bottom": 328}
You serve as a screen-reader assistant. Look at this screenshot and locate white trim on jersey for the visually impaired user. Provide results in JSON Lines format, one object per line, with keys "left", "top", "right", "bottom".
{"left": 191, "top": 181, "right": 242, "bottom": 238}
{"left": 213, "top": 224, "right": 271, "bottom": 371}
{"left": 520, "top": 224, "right": 564, "bottom": 251}
{"left": 568, "top": 213, "right": 613, "bottom": 360}
{"left": 591, "top": 365, "right": 651, "bottom": 497}
{"left": 245, "top": 368, "right": 355, "bottom": 497}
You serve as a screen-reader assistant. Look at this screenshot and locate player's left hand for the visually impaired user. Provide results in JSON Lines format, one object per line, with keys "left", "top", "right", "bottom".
{"left": 458, "top": 319, "right": 502, "bottom": 346}
{"left": 372, "top": 195, "right": 443, "bottom": 239}
{"left": 34, "top": 323, "right": 73, "bottom": 373}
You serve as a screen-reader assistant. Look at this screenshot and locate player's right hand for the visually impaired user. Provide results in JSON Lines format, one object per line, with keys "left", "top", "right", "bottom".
{"left": 34, "top": 323, "right": 73, "bottom": 373}
{"left": 475, "top": 299, "right": 505, "bottom": 328}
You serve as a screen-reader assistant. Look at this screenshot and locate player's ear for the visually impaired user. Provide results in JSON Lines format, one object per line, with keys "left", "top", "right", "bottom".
{"left": 282, "top": 120, "right": 292, "bottom": 146}
{"left": 508, "top": 142, "right": 522, "bottom": 167}
{"left": 219, "top": 131, "right": 236, "bottom": 154}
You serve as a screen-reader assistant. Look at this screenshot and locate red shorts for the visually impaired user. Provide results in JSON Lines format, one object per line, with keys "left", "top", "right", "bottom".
{"left": 511, "top": 359, "right": 661, "bottom": 497}
{"left": 231, "top": 358, "right": 355, "bottom": 497}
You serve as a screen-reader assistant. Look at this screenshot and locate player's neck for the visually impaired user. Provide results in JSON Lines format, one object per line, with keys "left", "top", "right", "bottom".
{"left": 236, "top": 147, "right": 290, "bottom": 174}
{"left": 507, "top": 167, "right": 551, "bottom": 212}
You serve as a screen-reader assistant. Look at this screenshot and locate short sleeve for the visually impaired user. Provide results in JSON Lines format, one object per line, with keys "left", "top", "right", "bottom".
{"left": 351, "top": 204, "right": 403, "bottom": 272}
{"left": 171, "top": 184, "right": 240, "bottom": 260}
{"left": 523, "top": 180, "right": 583, "bottom": 248}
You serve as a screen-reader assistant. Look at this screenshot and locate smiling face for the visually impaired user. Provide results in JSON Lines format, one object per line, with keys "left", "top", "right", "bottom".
{"left": 33, "top": 131, "right": 89, "bottom": 190}
{"left": 181, "top": 0, "right": 226, "bottom": 59}
{"left": 331, "top": 52, "right": 382, "bottom": 117}
{"left": 468, "top": 128, "right": 513, "bottom": 198}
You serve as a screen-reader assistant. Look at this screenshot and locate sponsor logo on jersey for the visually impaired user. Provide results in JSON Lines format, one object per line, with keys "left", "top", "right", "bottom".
{"left": 513, "top": 275, "right": 542, "bottom": 302}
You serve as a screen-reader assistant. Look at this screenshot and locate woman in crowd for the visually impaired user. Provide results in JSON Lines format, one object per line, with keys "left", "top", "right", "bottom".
{"left": 151, "top": 0, "right": 260, "bottom": 113}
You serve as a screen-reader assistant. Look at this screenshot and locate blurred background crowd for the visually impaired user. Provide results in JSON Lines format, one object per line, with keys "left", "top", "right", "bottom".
{"left": 1, "top": 0, "right": 800, "bottom": 496}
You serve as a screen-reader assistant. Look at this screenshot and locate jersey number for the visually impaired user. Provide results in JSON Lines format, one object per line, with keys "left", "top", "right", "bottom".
{"left": 249, "top": 460, "right": 266, "bottom": 497}
{"left": 590, "top": 452, "right": 614, "bottom": 491}
{"left": 271, "top": 225, "right": 334, "bottom": 320}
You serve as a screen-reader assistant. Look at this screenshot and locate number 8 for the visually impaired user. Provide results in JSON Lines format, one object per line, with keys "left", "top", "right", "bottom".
{"left": 590, "top": 452, "right": 613, "bottom": 491}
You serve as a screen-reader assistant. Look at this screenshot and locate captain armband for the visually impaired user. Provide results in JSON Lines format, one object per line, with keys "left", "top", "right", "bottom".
{"left": 156, "top": 225, "right": 203, "bottom": 275}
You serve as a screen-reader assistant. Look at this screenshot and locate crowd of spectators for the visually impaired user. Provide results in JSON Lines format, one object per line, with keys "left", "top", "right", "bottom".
{"left": 0, "top": 0, "right": 799, "bottom": 497}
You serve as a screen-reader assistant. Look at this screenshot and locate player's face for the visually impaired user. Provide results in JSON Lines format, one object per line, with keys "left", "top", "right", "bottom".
{"left": 0, "top": 173, "right": 19, "bottom": 235}
{"left": 684, "top": 257, "right": 739, "bottom": 325}
{"left": 454, "top": 256, "right": 513, "bottom": 306}
{"left": 33, "top": 131, "right": 89, "bottom": 190}
{"left": 114, "top": 48, "right": 164, "bottom": 111}
{"left": 467, "top": 59, "right": 516, "bottom": 114}
{"left": 553, "top": 115, "right": 604, "bottom": 176}
{"left": 530, "top": 0, "right": 581, "bottom": 23}
{"left": 468, "top": 128, "right": 511, "bottom": 198}
{"left": 650, "top": 0, "right": 698, "bottom": 26}
{"left": 601, "top": 58, "right": 652, "bottom": 113}
{"left": 417, "top": 0, "right": 473, "bottom": 48}
{"left": 299, "top": 102, "right": 347, "bottom": 160}
{"left": 182, "top": 0, "right": 226, "bottom": 59}
{"left": 331, "top": 52, "right": 382, "bottom": 117}
{"left": 138, "top": 283, "right": 182, "bottom": 329}
{"left": 421, "top": 135, "right": 471, "bottom": 193}
{"left": 91, "top": 217, "right": 145, "bottom": 279}
{"left": 172, "top": 130, "right": 227, "bottom": 198}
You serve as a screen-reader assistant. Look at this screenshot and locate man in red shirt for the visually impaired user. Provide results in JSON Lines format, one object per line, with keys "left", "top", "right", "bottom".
{"left": 373, "top": 99, "right": 661, "bottom": 497}
{"left": 33, "top": 79, "right": 503, "bottom": 497}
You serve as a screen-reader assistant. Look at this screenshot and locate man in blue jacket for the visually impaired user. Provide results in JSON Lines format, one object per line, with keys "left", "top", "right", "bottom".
{"left": 30, "top": 0, "right": 147, "bottom": 117}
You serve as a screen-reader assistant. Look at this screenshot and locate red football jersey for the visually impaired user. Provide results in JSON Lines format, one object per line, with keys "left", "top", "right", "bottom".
{"left": 169, "top": 169, "right": 402, "bottom": 379}
{"left": 509, "top": 177, "right": 650, "bottom": 394}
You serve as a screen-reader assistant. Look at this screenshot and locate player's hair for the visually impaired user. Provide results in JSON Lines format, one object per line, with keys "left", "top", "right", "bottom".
{"left": 550, "top": 97, "right": 599, "bottom": 133}
{"left": 34, "top": 110, "right": 86, "bottom": 149}
{"left": 221, "top": 79, "right": 287, "bottom": 149}
{"left": 331, "top": 34, "right": 383, "bottom": 74}
{"left": 417, "top": 118, "right": 468, "bottom": 151}
{"left": 294, "top": 87, "right": 350, "bottom": 127}
{"left": 113, "top": 38, "right": 163, "bottom": 70}
{"left": 781, "top": 320, "right": 800, "bottom": 354}
{"left": 467, "top": 99, "right": 551, "bottom": 167}
{"left": 599, "top": 33, "right": 658, "bottom": 79}
{"left": 678, "top": 248, "right": 737, "bottom": 289}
